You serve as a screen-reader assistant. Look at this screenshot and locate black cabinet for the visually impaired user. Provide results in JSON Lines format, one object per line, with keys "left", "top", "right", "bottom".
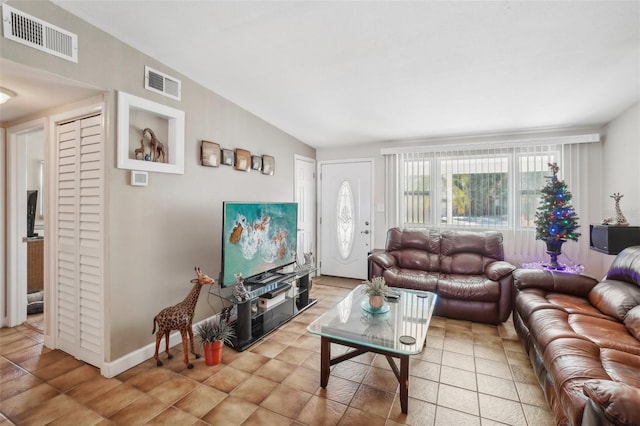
{"left": 590, "top": 225, "right": 640, "bottom": 255}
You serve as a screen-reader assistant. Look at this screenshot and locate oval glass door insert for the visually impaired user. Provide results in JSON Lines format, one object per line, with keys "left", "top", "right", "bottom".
{"left": 336, "top": 180, "right": 355, "bottom": 259}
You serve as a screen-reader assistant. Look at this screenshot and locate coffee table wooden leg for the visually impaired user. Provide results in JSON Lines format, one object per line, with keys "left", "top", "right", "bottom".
{"left": 321, "top": 337, "right": 330, "bottom": 387}
{"left": 400, "top": 355, "right": 409, "bottom": 414}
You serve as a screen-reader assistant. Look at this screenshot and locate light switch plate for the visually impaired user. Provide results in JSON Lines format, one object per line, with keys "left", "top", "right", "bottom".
{"left": 131, "top": 170, "right": 148, "bottom": 186}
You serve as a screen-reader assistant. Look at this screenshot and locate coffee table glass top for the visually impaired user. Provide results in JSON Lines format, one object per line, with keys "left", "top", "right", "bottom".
{"left": 307, "top": 285, "right": 437, "bottom": 355}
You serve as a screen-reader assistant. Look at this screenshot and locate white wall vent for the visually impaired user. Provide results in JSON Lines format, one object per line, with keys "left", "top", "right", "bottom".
{"left": 145, "top": 66, "right": 181, "bottom": 101}
{"left": 2, "top": 4, "right": 78, "bottom": 63}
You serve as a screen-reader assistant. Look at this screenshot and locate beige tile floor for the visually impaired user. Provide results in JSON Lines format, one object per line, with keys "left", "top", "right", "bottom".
{"left": 0, "top": 280, "right": 554, "bottom": 425}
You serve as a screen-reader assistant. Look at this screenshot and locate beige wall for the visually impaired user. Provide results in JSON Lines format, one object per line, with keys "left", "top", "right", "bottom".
{"left": 597, "top": 102, "right": 640, "bottom": 274}
{"left": 1, "top": 1, "right": 314, "bottom": 359}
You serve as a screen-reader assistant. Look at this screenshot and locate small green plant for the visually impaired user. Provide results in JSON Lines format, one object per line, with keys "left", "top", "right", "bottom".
{"left": 361, "top": 276, "right": 389, "bottom": 297}
{"left": 195, "top": 319, "right": 235, "bottom": 345}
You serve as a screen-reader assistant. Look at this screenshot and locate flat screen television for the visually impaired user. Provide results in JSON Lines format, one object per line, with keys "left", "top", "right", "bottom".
{"left": 221, "top": 202, "right": 298, "bottom": 287}
{"left": 27, "top": 190, "right": 38, "bottom": 237}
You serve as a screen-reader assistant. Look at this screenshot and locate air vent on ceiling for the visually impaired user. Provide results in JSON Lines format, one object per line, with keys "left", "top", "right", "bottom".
{"left": 145, "top": 66, "right": 181, "bottom": 101}
{"left": 2, "top": 4, "right": 78, "bottom": 63}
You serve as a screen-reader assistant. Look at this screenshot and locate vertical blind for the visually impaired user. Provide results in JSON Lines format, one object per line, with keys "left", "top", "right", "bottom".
{"left": 383, "top": 135, "right": 599, "bottom": 266}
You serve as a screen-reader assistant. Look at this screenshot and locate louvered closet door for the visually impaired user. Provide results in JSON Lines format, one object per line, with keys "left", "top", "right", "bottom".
{"left": 56, "top": 114, "right": 104, "bottom": 367}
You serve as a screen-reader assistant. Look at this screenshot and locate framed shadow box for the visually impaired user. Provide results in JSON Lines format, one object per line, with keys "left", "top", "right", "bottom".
{"left": 117, "top": 91, "right": 185, "bottom": 174}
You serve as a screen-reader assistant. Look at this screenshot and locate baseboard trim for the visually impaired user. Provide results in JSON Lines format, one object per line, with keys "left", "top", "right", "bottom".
{"left": 100, "top": 315, "right": 218, "bottom": 378}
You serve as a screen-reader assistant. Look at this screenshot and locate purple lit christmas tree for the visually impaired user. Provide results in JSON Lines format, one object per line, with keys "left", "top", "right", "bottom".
{"left": 534, "top": 163, "right": 580, "bottom": 269}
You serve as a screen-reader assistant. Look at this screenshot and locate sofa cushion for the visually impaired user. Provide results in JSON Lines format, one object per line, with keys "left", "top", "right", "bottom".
{"left": 600, "top": 348, "right": 640, "bottom": 388}
{"left": 393, "top": 248, "right": 440, "bottom": 271}
{"left": 529, "top": 309, "right": 592, "bottom": 351}
{"left": 386, "top": 227, "right": 440, "bottom": 253}
{"left": 440, "top": 252, "right": 487, "bottom": 275}
{"left": 583, "top": 380, "right": 640, "bottom": 426}
{"left": 515, "top": 288, "right": 612, "bottom": 323}
{"left": 623, "top": 305, "right": 640, "bottom": 341}
{"left": 436, "top": 275, "right": 500, "bottom": 302}
{"left": 440, "top": 229, "right": 504, "bottom": 259}
{"left": 380, "top": 267, "right": 438, "bottom": 292}
{"left": 485, "top": 261, "right": 516, "bottom": 280}
{"left": 544, "top": 338, "right": 611, "bottom": 425}
{"left": 589, "top": 280, "right": 640, "bottom": 321}
{"left": 569, "top": 315, "right": 640, "bottom": 356}
{"left": 606, "top": 245, "right": 640, "bottom": 286}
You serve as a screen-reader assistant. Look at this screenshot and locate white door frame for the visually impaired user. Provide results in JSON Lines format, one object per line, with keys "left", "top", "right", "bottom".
{"left": 1, "top": 128, "right": 5, "bottom": 326}
{"left": 317, "top": 158, "right": 374, "bottom": 278}
{"left": 294, "top": 154, "right": 316, "bottom": 263}
{"left": 6, "top": 118, "right": 47, "bottom": 327}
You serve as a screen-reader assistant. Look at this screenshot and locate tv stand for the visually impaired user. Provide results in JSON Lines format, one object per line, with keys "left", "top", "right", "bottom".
{"left": 246, "top": 271, "right": 285, "bottom": 286}
{"left": 226, "top": 268, "right": 317, "bottom": 351}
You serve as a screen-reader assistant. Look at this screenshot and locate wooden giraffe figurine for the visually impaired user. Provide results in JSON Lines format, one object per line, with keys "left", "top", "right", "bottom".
{"left": 133, "top": 136, "right": 145, "bottom": 160}
{"left": 152, "top": 267, "right": 216, "bottom": 369}
{"left": 142, "top": 128, "right": 166, "bottom": 163}
{"left": 611, "top": 193, "right": 628, "bottom": 225}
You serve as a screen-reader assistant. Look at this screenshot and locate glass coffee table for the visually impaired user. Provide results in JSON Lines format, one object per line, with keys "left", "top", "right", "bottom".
{"left": 307, "top": 284, "right": 437, "bottom": 414}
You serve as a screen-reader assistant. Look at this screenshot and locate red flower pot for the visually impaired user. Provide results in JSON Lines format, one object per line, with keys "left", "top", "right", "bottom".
{"left": 203, "top": 340, "right": 223, "bottom": 366}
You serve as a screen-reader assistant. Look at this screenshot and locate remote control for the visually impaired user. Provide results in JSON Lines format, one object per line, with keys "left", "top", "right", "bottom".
{"left": 386, "top": 292, "right": 400, "bottom": 300}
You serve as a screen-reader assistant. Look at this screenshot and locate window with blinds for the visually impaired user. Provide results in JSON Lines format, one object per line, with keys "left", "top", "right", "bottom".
{"left": 399, "top": 146, "right": 560, "bottom": 229}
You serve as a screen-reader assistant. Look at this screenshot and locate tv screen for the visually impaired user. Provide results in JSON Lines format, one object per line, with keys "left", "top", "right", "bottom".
{"left": 221, "top": 202, "right": 298, "bottom": 287}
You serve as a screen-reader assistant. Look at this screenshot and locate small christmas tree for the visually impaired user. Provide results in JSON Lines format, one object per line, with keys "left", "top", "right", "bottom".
{"left": 534, "top": 163, "right": 580, "bottom": 268}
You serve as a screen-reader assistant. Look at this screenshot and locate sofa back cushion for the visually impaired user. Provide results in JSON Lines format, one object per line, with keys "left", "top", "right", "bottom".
{"left": 624, "top": 305, "right": 640, "bottom": 340}
{"left": 386, "top": 227, "right": 440, "bottom": 251}
{"left": 605, "top": 245, "right": 640, "bottom": 287}
{"left": 386, "top": 228, "right": 441, "bottom": 271}
{"left": 589, "top": 280, "right": 640, "bottom": 321}
{"left": 440, "top": 230, "right": 505, "bottom": 275}
{"left": 588, "top": 246, "right": 640, "bottom": 322}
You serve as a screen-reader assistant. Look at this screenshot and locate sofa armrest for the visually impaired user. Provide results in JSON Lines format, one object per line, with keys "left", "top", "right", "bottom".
{"left": 485, "top": 261, "right": 516, "bottom": 281}
{"left": 368, "top": 252, "right": 397, "bottom": 270}
{"left": 513, "top": 269, "right": 599, "bottom": 298}
{"left": 582, "top": 380, "right": 640, "bottom": 426}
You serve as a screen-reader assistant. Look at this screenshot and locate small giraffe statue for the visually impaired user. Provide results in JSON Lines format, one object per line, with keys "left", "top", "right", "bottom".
{"left": 611, "top": 193, "right": 628, "bottom": 226}
{"left": 142, "top": 128, "right": 166, "bottom": 163}
{"left": 134, "top": 135, "right": 146, "bottom": 160}
{"left": 152, "top": 267, "right": 216, "bottom": 369}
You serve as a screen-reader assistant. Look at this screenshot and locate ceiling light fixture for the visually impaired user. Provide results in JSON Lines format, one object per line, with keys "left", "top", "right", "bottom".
{"left": 0, "top": 87, "right": 17, "bottom": 104}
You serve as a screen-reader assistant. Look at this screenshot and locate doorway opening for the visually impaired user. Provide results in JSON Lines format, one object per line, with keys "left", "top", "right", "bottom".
{"left": 6, "top": 121, "right": 46, "bottom": 331}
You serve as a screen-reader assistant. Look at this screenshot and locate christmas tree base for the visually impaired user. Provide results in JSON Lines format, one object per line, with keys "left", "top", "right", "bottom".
{"left": 545, "top": 240, "right": 565, "bottom": 270}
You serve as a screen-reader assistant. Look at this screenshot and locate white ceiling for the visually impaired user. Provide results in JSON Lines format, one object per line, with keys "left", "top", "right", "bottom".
{"left": 11, "top": 2, "right": 640, "bottom": 147}
{"left": 0, "top": 58, "right": 101, "bottom": 124}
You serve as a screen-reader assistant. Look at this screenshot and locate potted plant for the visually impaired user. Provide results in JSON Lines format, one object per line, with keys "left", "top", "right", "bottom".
{"left": 362, "top": 276, "right": 389, "bottom": 310}
{"left": 196, "top": 319, "right": 235, "bottom": 366}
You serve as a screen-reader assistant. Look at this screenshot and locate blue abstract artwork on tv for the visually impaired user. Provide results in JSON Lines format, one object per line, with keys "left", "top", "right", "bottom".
{"left": 222, "top": 202, "right": 298, "bottom": 286}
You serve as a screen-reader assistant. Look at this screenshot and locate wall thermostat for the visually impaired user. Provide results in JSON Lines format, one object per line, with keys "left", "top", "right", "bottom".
{"left": 131, "top": 170, "right": 148, "bottom": 186}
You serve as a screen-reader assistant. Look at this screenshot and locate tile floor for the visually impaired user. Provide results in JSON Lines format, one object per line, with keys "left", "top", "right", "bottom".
{"left": 0, "top": 280, "right": 555, "bottom": 425}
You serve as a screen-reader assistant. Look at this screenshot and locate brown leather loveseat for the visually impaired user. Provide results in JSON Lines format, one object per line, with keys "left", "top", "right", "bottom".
{"left": 368, "top": 228, "right": 516, "bottom": 324}
{"left": 512, "top": 245, "right": 640, "bottom": 425}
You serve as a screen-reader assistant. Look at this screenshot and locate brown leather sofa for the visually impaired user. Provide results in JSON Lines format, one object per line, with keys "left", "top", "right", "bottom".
{"left": 513, "top": 245, "right": 640, "bottom": 426}
{"left": 368, "top": 228, "right": 516, "bottom": 324}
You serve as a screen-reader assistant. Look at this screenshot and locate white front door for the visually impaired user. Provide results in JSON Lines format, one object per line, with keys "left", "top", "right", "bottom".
{"left": 294, "top": 155, "right": 316, "bottom": 264}
{"left": 319, "top": 160, "right": 372, "bottom": 279}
